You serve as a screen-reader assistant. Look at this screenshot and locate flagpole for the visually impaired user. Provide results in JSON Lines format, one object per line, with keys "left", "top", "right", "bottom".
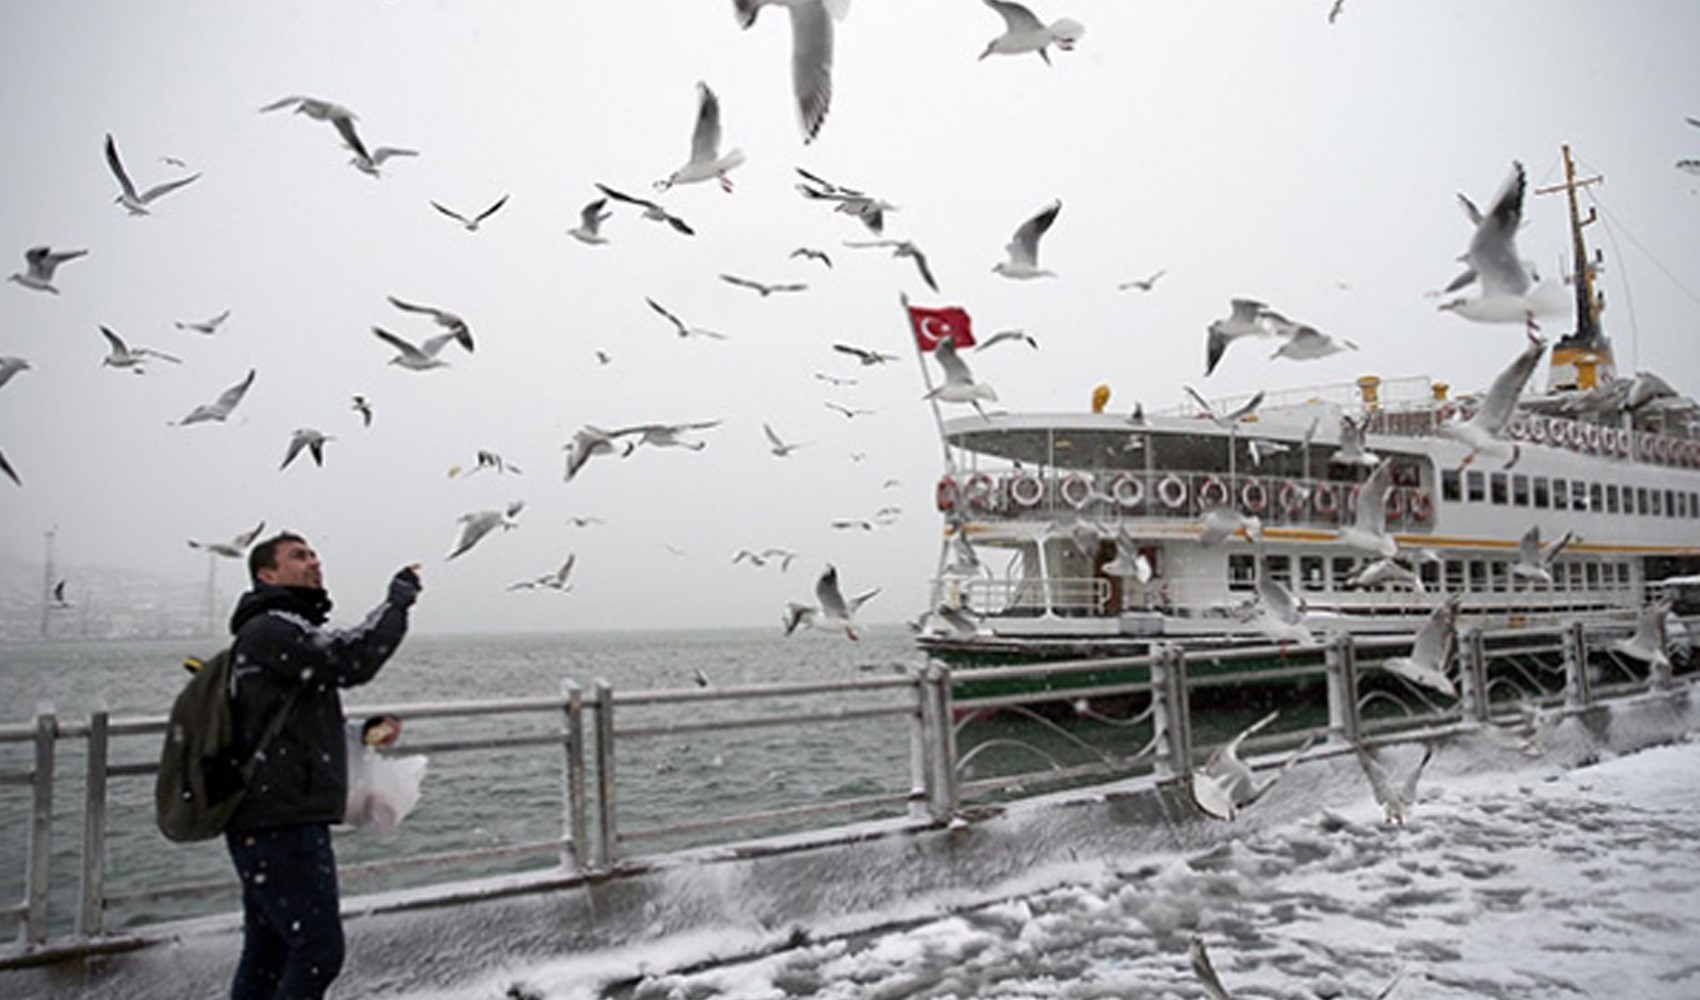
{"left": 902, "top": 292, "right": 955, "bottom": 470}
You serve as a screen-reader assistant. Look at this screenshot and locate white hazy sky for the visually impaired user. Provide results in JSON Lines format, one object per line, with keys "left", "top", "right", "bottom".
{"left": 2, "top": 1, "right": 1699, "bottom": 634}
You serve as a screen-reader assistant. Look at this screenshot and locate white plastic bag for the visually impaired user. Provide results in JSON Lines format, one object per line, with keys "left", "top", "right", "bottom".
{"left": 345, "top": 726, "right": 427, "bottom": 834}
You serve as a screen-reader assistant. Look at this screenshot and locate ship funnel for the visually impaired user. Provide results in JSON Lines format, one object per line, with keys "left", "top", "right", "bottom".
{"left": 1357, "top": 375, "right": 1381, "bottom": 411}
{"left": 1091, "top": 383, "right": 1110, "bottom": 413}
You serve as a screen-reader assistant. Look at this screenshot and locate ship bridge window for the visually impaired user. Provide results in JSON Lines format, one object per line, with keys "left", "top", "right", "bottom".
{"left": 1490, "top": 473, "right": 1508, "bottom": 505}
{"left": 1300, "top": 555, "right": 1325, "bottom": 592}
{"left": 1605, "top": 484, "right": 1620, "bottom": 515}
{"left": 1466, "top": 470, "right": 1486, "bottom": 503}
{"left": 1552, "top": 477, "right": 1568, "bottom": 510}
{"left": 1441, "top": 469, "right": 1461, "bottom": 502}
{"left": 1228, "top": 553, "right": 1255, "bottom": 592}
{"left": 1511, "top": 474, "right": 1529, "bottom": 507}
{"left": 1533, "top": 478, "right": 1550, "bottom": 509}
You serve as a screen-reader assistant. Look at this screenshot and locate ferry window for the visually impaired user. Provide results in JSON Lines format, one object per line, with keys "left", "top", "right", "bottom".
{"left": 1333, "top": 556, "right": 1357, "bottom": 587}
{"left": 1585, "top": 563, "right": 1600, "bottom": 588}
{"left": 1688, "top": 491, "right": 1697, "bottom": 518}
{"left": 1569, "top": 563, "right": 1585, "bottom": 591}
{"left": 1300, "top": 555, "right": 1325, "bottom": 592}
{"left": 1228, "top": 554, "right": 1256, "bottom": 592}
{"left": 1651, "top": 489, "right": 1663, "bottom": 516}
{"left": 1552, "top": 477, "right": 1568, "bottom": 510}
{"left": 1589, "top": 482, "right": 1603, "bottom": 513}
{"left": 1445, "top": 560, "right": 1465, "bottom": 593}
{"left": 1266, "top": 555, "right": 1293, "bottom": 588}
{"left": 1552, "top": 562, "right": 1566, "bottom": 591}
{"left": 1511, "top": 474, "right": 1529, "bottom": 507}
{"left": 1605, "top": 484, "right": 1620, "bottom": 515}
{"left": 1441, "top": 469, "right": 1461, "bottom": 502}
{"left": 1490, "top": 561, "right": 1509, "bottom": 593}
{"left": 1616, "top": 563, "right": 1631, "bottom": 587}
{"left": 1490, "top": 473, "right": 1508, "bottom": 505}
{"left": 1420, "top": 561, "right": 1440, "bottom": 590}
{"left": 1572, "top": 480, "right": 1589, "bottom": 511}
{"left": 1634, "top": 487, "right": 1648, "bottom": 516}
{"left": 1468, "top": 561, "right": 1487, "bottom": 593}
{"left": 1466, "top": 471, "right": 1486, "bottom": 502}
{"left": 1533, "top": 478, "right": 1550, "bottom": 509}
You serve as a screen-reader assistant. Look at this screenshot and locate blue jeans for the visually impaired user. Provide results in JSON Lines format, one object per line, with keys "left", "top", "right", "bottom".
{"left": 225, "top": 824, "right": 345, "bottom": 1000}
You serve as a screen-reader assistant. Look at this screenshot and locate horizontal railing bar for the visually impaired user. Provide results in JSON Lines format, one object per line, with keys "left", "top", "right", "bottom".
{"left": 609, "top": 674, "right": 918, "bottom": 708}
{"left": 339, "top": 839, "right": 567, "bottom": 880}
{"left": 953, "top": 679, "right": 1157, "bottom": 715}
{"left": 619, "top": 789, "right": 916, "bottom": 843}
{"left": 617, "top": 703, "right": 915, "bottom": 741}
{"left": 104, "top": 875, "right": 238, "bottom": 907}
{"left": 1188, "top": 662, "right": 1329, "bottom": 689}
{"left": 957, "top": 756, "right": 1156, "bottom": 799}
{"left": 952, "top": 655, "right": 1157, "bottom": 685}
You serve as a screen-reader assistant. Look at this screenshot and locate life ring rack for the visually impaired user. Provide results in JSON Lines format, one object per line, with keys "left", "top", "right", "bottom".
{"left": 1007, "top": 472, "right": 1045, "bottom": 509}
{"left": 1109, "top": 473, "right": 1144, "bottom": 509}
{"left": 1059, "top": 473, "right": 1095, "bottom": 509}
{"left": 1241, "top": 479, "right": 1269, "bottom": 514}
{"left": 1198, "top": 476, "right": 1230, "bottom": 508}
{"left": 1156, "top": 474, "right": 1188, "bottom": 510}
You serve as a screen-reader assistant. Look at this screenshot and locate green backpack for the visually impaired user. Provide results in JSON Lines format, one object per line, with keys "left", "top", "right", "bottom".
{"left": 155, "top": 648, "right": 297, "bottom": 843}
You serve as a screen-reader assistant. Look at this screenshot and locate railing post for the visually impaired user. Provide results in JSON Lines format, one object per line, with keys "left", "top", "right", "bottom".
{"left": 906, "top": 667, "right": 929, "bottom": 820}
{"left": 1324, "top": 632, "right": 1360, "bottom": 746}
{"left": 1564, "top": 621, "right": 1592, "bottom": 708}
{"left": 591, "top": 679, "right": 617, "bottom": 869}
{"left": 78, "top": 709, "right": 109, "bottom": 939}
{"left": 1459, "top": 627, "right": 1489, "bottom": 722}
{"left": 918, "top": 661, "right": 958, "bottom": 823}
{"left": 25, "top": 706, "right": 55, "bottom": 947}
{"left": 1150, "top": 644, "right": 1190, "bottom": 780}
{"left": 560, "top": 681, "right": 587, "bottom": 872}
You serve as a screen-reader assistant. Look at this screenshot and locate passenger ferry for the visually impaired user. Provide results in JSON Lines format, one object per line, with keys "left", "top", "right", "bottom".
{"left": 920, "top": 150, "right": 1700, "bottom": 665}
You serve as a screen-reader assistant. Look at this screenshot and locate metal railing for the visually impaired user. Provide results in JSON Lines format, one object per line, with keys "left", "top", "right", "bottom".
{"left": 1, "top": 618, "right": 1687, "bottom": 962}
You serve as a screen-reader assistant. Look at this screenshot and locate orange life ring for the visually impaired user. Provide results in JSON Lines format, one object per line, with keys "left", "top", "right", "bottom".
{"left": 1409, "top": 491, "right": 1433, "bottom": 522}
{"left": 1110, "top": 473, "right": 1144, "bottom": 509}
{"left": 1241, "top": 479, "right": 1269, "bottom": 514}
{"left": 1008, "top": 472, "right": 1044, "bottom": 509}
{"left": 1279, "top": 480, "right": 1308, "bottom": 514}
{"left": 963, "top": 472, "right": 997, "bottom": 512}
{"left": 935, "top": 476, "right": 958, "bottom": 512}
{"left": 1059, "top": 473, "right": 1094, "bottom": 509}
{"left": 1198, "top": 476, "right": 1229, "bottom": 508}
{"left": 1313, "top": 483, "right": 1339, "bottom": 516}
{"left": 1157, "top": 474, "right": 1188, "bottom": 509}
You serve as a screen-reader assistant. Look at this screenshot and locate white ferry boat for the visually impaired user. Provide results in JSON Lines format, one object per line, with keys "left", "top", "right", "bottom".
{"left": 919, "top": 151, "right": 1700, "bottom": 666}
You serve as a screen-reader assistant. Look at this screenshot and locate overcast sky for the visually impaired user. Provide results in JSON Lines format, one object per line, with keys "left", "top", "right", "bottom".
{"left": 2, "top": 1, "right": 1698, "bottom": 634}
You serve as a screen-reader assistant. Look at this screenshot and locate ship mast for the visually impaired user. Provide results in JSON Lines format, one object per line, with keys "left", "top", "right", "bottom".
{"left": 1534, "top": 145, "right": 1611, "bottom": 390}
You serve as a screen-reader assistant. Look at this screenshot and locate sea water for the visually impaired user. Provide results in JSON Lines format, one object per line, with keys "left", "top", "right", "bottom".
{"left": 0, "top": 627, "right": 928, "bottom": 937}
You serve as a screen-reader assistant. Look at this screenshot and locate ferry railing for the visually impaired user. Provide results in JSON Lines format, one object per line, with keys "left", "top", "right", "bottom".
{"left": 2, "top": 620, "right": 1692, "bottom": 961}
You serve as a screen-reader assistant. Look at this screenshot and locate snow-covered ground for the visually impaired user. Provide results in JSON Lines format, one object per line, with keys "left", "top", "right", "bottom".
{"left": 464, "top": 737, "right": 1700, "bottom": 1000}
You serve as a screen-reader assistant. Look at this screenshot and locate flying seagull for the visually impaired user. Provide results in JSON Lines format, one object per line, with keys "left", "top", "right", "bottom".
{"left": 1437, "top": 162, "right": 1566, "bottom": 332}
{"left": 172, "top": 369, "right": 256, "bottom": 426}
{"left": 1436, "top": 336, "right": 1546, "bottom": 469}
{"left": 1334, "top": 459, "right": 1397, "bottom": 557}
{"left": 790, "top": 247, "right": 832, "bottom": 267}
{"left": 99, "top": 325, "right": 181, "bottom": 373}
{"left": 387, "top": 296, "right": 474, "bottom": 352}
{"left": 659, "top": 81, "right": 744, "bottom": 191}
{"left": 0, "top": 356, "right": 30, "bottom": 391}
{"left": 1329, "top": 412, "right": 1380, "bottom": 468}
{"left": 104, "top": 133, "right": 200, "bottom": 215}
{"left": 1613, "top": 598, "right": 1675, "bottom": 683}
{"left": 720, "top": 273, "right": 808, "bottom": 297}
{"left": 1380, "top": 594, "right": 1461, "bottom": 697}
{"left": 1254, "top": 566, "right": 1313, "bottom": 645}
{"left": 280, "top": 428, "right": 333, "bottom": 470}
{"left": 979, "top": 0, "right": 1085, "bottom": 63}
{"left": 993, "top": 198, "right": 1062, "bottom": 279}
{"left": 349, "top": 145, "right": 417, "bottom": 177}
{"left": 1355, "top": 742, "right": 1434, "bottom": 825}
{"left": 430, "top": 195, "right": 509, "bottom": 232}
{"left": 259, "top": 95, "right": 370, "bottom": 162}
{"left": 371, "top": 326, "right": 461, "bottom": 371}
{"left": 844, "top": 239, "right": 939, "bottom": 292}
{"left": 1183, "top": 384, "right": 1264, "bottom": 429}
{"left": 9, "top": 246, "right": 88, "bottom": 294}
{"left": 832, "top": 342, "right": 898, "bottom": 365}
{"left": 188, "top": 520, "right": 266, "bottom": 559}
{"left": 351, "top": 394, "right": 373, "bottom": 427}
{"left": 568, "top": 197, "right": 613, "bottom": 245}
{"left": 1262, "top": 309, "right": 1358, "bottom": 360}
{"left": 1117, "top": 268, "right": 1167, "bottom": 292}
{"left": 175, "top": 309, "right": 231, "bottom": 335}
{"left": 562, "top": 425, "right": 635, "bottom": 482}
{"left": 446, "top": 501, "right": 525, "bottom": 560}
{"left": 795, "top": 167, "right": 893, "bottom": 234}
{"left": 1204, "top": 297, "right": 1271, "bottom": 376}
{"left": 924, "top": 337, "right": 997, "bottom": 417}
{"left": 763, "top": 423, "right": 809, "bottom": 456}
{"left": 595, "top": 183, "right": 694, "bottom": 236}
{"left": 974, "top": 329, "right": 1038, "bottom": 352}
{"left": 732, "top": 0, "right": 849, "bottom": 143}
{"left": 1510, "top": 525, "right": 1575, "bottom": 585}
{"left": 509, "top": 554, "right": 575, "bottom": 592}
{"left": 610, "top": 420, "right": 722, "bottom": 451}
{"left": 1189, "top": 710, "right": 1280, "bottom": 821}
{"left": 824, "top": 401, "right": 874, "bottom": 419}
{"left": 645, "top": 298, "right": 727, "bottom": 340}
{"left": 784, "top": 563, "right": 880, "bottom": 641}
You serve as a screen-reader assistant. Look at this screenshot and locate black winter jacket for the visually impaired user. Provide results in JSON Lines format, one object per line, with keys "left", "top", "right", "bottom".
{"left": 225, "top": 569, "right": 419, "bottom": 832}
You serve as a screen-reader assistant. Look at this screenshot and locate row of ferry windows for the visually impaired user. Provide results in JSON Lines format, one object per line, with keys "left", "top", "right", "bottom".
{"left": 1440, "top": 469, "right": 1699, "bottom": 518}
{"left": 1228, "top": 554, "right": 1632, "bottom": 593}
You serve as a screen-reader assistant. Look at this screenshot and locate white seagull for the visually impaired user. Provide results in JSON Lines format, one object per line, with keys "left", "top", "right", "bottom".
{"left": 387, "top": 296, "right": 474, "bottom": 352}
{"left": 1254, "top": 567, "right": 1313, "bottom": 645}
{"left": 595, "top": 183, "right": 695, "bottom": 236}
{"left": 174, "top": 309, "right": 231, "bottom": 335}
{"left": 763, "top": 423, "right": 809, "bottom": 457}
{"left": 371, "top": 326, "right": 460, "bottom": 371}
{"left": 832, "top": 342, "right": 897, "bottom": 365}
{"left": 844, "top": 239, "right": 939, "bottom": 292}
{"left": 1263, "top": 310, "right": 1358, "bottom": 361}
{"left": 785, "top": 563, "right": 880, "bottom": 641}
{"left": 790, "top": 247, "right": 832, "bottom": 268}
{"left": 349, "top": 146, "right": 417, "bottom": 177}
{"left": 509, "top": 554, "right": 576, "bottom": 592}
{"left": 1184, "top": 384, "right": 1265, "bottom": 430}
{"left": 1438, "top": 162, "right": 1567, "bottom": 331}
{"left": 645, "top": 298, "right": 727, "bottom": 340}
{"left": 1380, "top": 594, "right": 1461, "bottom": 698}
{"left": 280, "top": 428, "right": 333, "bottom": 470}
{"left": 1117, "top": 268, "right": 1167, "bottom": 292}
{"left": 1328, "top": 412, "right": 1380, "bottom": 468}
{"left": 446, "top": 501, "right": 525, "bottom": 560}
{"left": 430, "top": 194, "right": 509, "bottom": 232}
{"left": 1436, "top": 336, "right": 1546, "bottom": 469}
{"left": 1510, "top": 525, "right": 1575, "bottom": 585}
{"left": 993, "top": 198, "right": 1061, "bottom": 279}
{"left": 1613, "top": 598, "right": 1674, "bottom": 682}
{"left": 1198, "top": 508, "right": 1261, "bottom": 547}
{"left": 979, "top": 0, "right": 1085, "bottom": 63}
{"left": 0, "top": 356, "right": 31, "bottom": 390}
{"left": 659, "top": 82, "right": 744, "bottom": 191}
{"left": 1204, "top": 297, "right": 1271, "bottom": 376}
{"left": 172, "top": 369, "right": 256, "bottom": 426}
{"left": 562, "top": 425, "right": 634, "bottom": 482}
{"left": 795, "top": 167, "right": 893, "bottom": 234}
{"left": 924, "top": 337, "right": 998, "bottom": 416}
{"left": 259, "top": 95, "right": 370, "bottom": 162}
{"left": 104, "top": 133, "right": 200, "bottom": 215}
{"left": 720, "top": 273, "right": 808, "bottom": 297}
{"left": 188, "top": 520, "right": 267, "bottom": 559}
{"left": 99, "top": 326, "right": 181, "bottom": 373}
{"left": 1190, "top": 710, "right": 1282, "bottom": 821}
{"left": 611, "top": 420, "right": 722, "bottom": 451}
{"left": 1355, "top": 742, "right": 1434, "bottom": 825}
{"left": 1343, "top": 556, "right": 1425, "bottom": 592}
{"left": 568, "top": 197, "right": 613, "bottom": 245}
{"left": 9, "top": 246, "right": 88, "bottom": 294}
{"left": 974, "top": 329, "right": 1039, "bottom": 352}
{"left": 733, "top": 0, "right": 849, "bottom": 143}
{"left": 1334, "top": 459, "right": 1397, "bottom": 557}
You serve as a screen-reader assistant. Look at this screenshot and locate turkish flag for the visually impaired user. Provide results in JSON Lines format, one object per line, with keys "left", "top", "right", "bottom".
{"left": 906, "top": 305, "right": 974, "bottom": 352}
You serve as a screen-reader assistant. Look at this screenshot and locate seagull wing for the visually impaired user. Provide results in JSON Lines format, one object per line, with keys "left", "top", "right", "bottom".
{"left": 932, "top": 338, "right": 974, "bottom": 385}
{"left": 103, "top": 133, "right": 139, "bottom": 201}
{"left": 690, "top": 82, "right": 723, "bottom": 164}
{"left": 1257, "top": 572, "right": 1303, "bottom": 626}
{"left": 594, "top": 183, "right": 655, "bottom": 210}
{"left": 788, "top": 0, "right": 835, "bottom": 141}
{"left": 1467, "top": 162, "right": 1531, "bottom": 297}
{"left": 474, "top": 194, "right": 510, "bottom": 224}
{"left": 1006, "top": 199, "right": 1061, "bottom": 267}
{"left": 645, "top": 297, "right": 687, "bottom": 334}
{"left": 137, "top": 173, "right": 200, "bottom": 204}
{"left": 372, "top": 326, "right": 430, "bottom": 364}
{"left": 1410, "top": 596, "right": 1458, "bottom": 667}
{"left": 210, "top": 369, "right": 256, "bottom": 417}
{"left": 430, "top": 201, "right": 470, "bottom": 225}
{"left": 1472, "top": 337, "right": 1546, "bottom": 434}
{"left": 332, "top": 115, "right": 371, "bottom": 163}
{"left": 1517, "top": 525, "right": 1542, "bottom": 566}
{"left": 1354, "top": 459, "right": 1393, "bottom": 529}
{"left": 98, "top": 325, "right": 130, "bottom": 359}
{"left": 985, "top": 0, "right": 1045, "bottom": 33}
{"left": 1182, "top": 384, "right": 1216, "bottom": 418}
{"left": 908, "top": 247, "right": 940, "bottom": 292}
{"left": 816, "top": 564, "right": 849, "bottom": 618}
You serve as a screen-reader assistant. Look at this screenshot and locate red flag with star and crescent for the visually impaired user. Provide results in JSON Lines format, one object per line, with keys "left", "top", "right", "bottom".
{"left": 906, "top": 304, "right": 974, "bottom": 352}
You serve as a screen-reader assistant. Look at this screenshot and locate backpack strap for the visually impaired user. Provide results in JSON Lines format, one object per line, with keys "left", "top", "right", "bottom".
{"left": 243, "top": 688, "right": 301, "bottom": 772}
